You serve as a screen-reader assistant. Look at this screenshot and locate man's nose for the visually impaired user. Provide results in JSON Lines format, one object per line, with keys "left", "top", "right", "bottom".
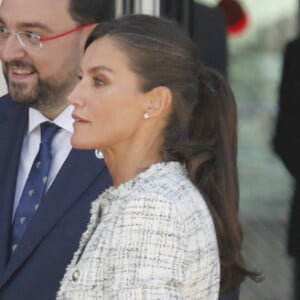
{"left": 0, "top": 34, "right": 27, "bottom": 62}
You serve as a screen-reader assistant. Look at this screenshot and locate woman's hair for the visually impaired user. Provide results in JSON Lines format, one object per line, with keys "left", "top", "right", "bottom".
{"left": 85, "top": 14, "right": 259, "bottom": 295}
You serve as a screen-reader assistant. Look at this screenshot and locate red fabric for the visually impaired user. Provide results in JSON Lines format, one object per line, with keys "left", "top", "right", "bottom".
{"left": 228, "top": 13, "right": 248, "bottom": 35}
{"left": 218, "top": 0, "right": 248, "bottom": 35}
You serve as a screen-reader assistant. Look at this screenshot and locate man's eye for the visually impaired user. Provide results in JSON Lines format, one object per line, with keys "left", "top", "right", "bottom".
{"left": 23, "top": 32, "right": 40, "bottom": 40}
{"left": 0, "top": 27, "right": 9, "bottom": 34}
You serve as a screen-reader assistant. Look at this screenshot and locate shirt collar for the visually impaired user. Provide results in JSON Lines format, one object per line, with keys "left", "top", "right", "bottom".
{"left": 28, "top": 105, "right": 74, "bottom": 134}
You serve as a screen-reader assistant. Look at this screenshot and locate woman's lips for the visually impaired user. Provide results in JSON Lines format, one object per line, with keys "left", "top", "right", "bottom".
{"left": 72, "top": 113, "right": 89, "bottom": 123}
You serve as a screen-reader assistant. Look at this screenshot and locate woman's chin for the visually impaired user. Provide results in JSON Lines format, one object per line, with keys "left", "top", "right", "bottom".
{"left": 70, "top": 136, "right": 91, "bottom": 150}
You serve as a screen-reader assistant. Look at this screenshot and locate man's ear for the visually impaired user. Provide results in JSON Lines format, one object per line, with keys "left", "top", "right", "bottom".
{"left": 144, "top": 86, "right": 172, "bottom": 118}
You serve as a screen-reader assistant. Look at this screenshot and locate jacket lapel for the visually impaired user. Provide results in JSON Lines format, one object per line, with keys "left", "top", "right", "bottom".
{"left": 0, "top": 99, "right": 28, "bottom": 277}
{"left": 0, "top": 148, "right": 109, "bottom": 286}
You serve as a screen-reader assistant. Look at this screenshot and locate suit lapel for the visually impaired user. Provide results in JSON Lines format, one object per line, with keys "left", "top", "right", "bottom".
{"left": 1, "top": 148, "right": 108, "bottom": 286}
{"left": 0, "top": 99, "right": 28, "bottom": 277}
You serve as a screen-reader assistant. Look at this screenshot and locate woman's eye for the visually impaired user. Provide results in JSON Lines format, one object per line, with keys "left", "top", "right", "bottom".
{"left": 94, "top": 77, "right": 105, "bottom": 86}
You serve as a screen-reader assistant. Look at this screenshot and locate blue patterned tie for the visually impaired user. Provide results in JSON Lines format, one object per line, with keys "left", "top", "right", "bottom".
{"left": 11, "top": 122, "right": 60, "bottom": 253}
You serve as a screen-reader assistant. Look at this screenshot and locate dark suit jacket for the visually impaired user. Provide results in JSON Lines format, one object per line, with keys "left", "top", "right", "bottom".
{"left": 0, "top": 94, "right": 113, "bottom": 299}
{"left": 273, "top": 37, "right": 300, "bottom": 258}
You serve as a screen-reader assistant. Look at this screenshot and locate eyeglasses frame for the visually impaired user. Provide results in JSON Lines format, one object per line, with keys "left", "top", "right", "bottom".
{"left": 0, "top": 23, "right": 96, "bottom": 49}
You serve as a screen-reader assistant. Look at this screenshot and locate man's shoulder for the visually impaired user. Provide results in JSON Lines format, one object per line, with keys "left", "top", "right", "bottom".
{"left": 0, "top": 94, "right": 15, "bottom": 108}
{"left": 285, "top": 37, "right": 300, "bottom": 54}
{"left": 0, "top": 94, "right": 28, "bottom": 128}
{"left": 0, "top": 93, "right": 11, "bottom": 102}
{"left": 0, "top": 94, "right": 26, "bottom": 111}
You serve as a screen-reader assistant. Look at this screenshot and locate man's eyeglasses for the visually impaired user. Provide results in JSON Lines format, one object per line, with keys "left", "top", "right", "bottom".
{"left": 0, "top": 23, "right": 96, "bottom": 50}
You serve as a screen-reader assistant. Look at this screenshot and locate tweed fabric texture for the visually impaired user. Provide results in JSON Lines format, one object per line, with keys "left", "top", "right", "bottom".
{"left": 57, "top": 162, "right": 220, "bottom": 299}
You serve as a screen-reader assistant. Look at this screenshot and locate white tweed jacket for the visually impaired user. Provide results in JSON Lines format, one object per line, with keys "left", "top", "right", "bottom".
{"left": 57, "top": 162, "right": 220, "bottom": 299}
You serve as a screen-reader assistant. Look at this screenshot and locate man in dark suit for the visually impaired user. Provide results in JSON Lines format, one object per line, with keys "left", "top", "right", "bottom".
{"left": 273, "top": 37, "right": 300, "bottom": 300}
{"left": 0, "top": 0, "right": 114, "bottom": 299}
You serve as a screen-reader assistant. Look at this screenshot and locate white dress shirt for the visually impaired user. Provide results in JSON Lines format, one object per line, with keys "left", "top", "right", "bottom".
{"left": 13, "top": 106, "right": 74, "bottom": 218}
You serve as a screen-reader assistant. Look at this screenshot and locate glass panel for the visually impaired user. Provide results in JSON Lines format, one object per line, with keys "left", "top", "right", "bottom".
{"left": 195, "top": 1, "right": 297, "bottom": 298}
{"left": 228, "top": 1, "right": 297, "bottom": 299}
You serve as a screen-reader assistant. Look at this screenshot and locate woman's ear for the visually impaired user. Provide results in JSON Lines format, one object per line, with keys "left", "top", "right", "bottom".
{"left": 145, "top": 86, "right": 172, "bottom": 118}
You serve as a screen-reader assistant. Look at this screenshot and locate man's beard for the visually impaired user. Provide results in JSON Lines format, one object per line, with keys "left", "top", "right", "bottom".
{"left": 3, "top": 60, "right": 78, "bottom": 112}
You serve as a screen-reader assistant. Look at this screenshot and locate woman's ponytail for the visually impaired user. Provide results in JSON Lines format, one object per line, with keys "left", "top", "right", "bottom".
{"left": 186, "top": 67, "right": 261, "bottom": 295}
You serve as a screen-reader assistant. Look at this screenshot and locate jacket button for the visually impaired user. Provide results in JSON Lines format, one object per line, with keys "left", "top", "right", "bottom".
{"left": 72, "top": 270, "right": 80, "bottom": 282}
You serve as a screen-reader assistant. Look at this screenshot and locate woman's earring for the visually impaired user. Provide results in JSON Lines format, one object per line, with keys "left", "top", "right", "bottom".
{"left": 143, "top": 112, "right": 150, "bottom": 119}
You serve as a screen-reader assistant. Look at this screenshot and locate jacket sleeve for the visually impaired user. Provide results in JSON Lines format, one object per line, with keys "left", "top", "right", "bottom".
{"left": 104, "top": 194, "right": 219, "bottom": 299}
{"left": 273, "top": 39, "right": 300, "bottom": 180}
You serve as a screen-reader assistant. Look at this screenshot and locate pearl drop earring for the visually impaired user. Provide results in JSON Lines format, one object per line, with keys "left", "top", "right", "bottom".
{"left": 143, "top": 113, "right": 150, "bottom": 119}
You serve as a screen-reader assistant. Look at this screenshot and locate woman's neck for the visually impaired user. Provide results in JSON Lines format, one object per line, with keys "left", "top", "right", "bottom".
{"left": 103, "top": 138, "right": 164, "bottom": 187}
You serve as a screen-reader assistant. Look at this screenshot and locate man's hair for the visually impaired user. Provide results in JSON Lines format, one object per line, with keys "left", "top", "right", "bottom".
{"left": 69, "top": 0, "right": 114, "bottom": 24}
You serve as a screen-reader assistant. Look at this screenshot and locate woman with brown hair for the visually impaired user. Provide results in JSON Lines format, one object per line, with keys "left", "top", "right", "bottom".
{"left": 57, "top": 14, "right": 255, "bottom": 299}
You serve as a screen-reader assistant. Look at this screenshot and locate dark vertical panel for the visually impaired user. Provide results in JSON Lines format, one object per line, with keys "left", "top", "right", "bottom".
{"left": 160, "top": 0, "right": 227, "bottom": 76}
